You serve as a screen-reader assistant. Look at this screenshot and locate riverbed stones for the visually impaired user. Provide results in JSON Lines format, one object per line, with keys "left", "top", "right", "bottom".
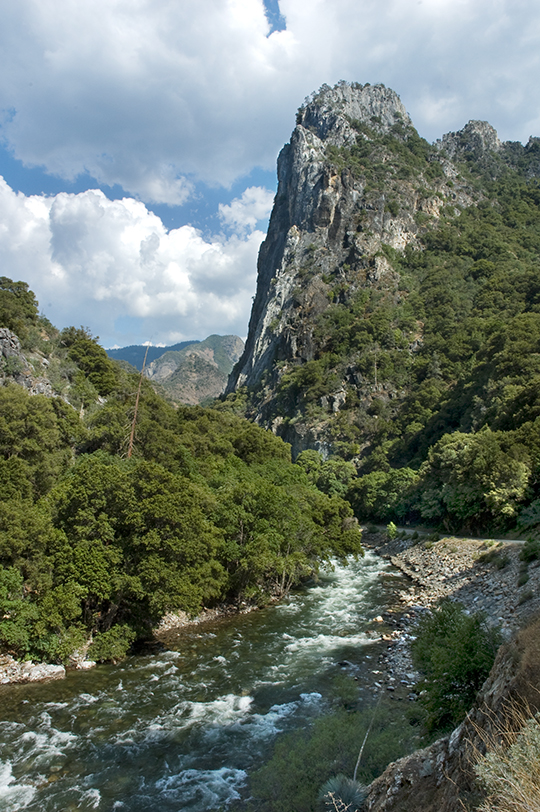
{"left": 364, "top": 531, "right": 540, "bottom": 635}
{"left": 362, "top": 530, "right": 540, "bottom": 708}
{"left": 0, "top": 655, "right": 65, "bottom": 684}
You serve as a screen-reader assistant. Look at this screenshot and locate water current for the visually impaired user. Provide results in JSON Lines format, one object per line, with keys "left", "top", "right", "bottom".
{"left": 0, "top": 552, "right": 404, "bottom": 811}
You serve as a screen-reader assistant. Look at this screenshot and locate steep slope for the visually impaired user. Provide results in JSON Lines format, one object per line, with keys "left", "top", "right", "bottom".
{"left": 145, "top": 334, "right": 244, "bottom": 404}
{"left": 227, "top": 81, "right": 475, "bottom": 443}
{"left": 365, "top": 615, "right": 540, "bottom": 812}
{"left": 226, "top": 81, "right": 540, "bottom": 534}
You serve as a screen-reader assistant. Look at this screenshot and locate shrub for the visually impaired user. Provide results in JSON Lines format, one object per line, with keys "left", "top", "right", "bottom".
{"left": 519, "top": 537, "right": 540, "bottom": 563}
{"left": 478, "top": 547, "right": 510, "bottom": 569}
{"left": 411, "top": 601, "right": 502, "bottom": 732}
{"left": 517, "top": 571, "right": 529, "bottom": 587}
{"left": 386, "top": 521, "right": 398, "bottom": 540}
{"left": 518, "top": 589, "right": 533, "bottom": 605}
{"left": 87, "top": 625, "right": 136, "bottom": 663}
{"left": 319, "top": 775, "right": 367, "bottom": 811}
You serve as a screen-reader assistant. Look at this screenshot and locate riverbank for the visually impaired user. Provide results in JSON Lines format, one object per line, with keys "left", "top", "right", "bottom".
{"left": 360, "top": 532, "right": 540, "bottom": 812}
{"left": 154, "top": 602, "right": 261, "bottom": 643}
{"left": 3, "top": 532, "right": 537, "bottom": 686}
{"left": 361, "top": 529, "right": 540, "bottom": 693}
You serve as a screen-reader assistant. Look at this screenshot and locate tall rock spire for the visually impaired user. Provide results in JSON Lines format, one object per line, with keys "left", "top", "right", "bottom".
{"left": 227, "top": 82, "right": 418, "bottom": 397}
{"left": 225, "top": 82, "right": 485, "bottom": 457}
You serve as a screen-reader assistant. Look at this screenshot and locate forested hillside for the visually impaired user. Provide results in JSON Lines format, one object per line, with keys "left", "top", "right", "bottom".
{"left": 0, "top": 277, "right": 362, "bottom": 664}
{"left": 225, "top": 82, "right": 540, "bottom": 537}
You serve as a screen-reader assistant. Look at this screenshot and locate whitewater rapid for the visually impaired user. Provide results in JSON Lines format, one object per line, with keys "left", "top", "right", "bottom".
{"left": 0, "top": 552, "right": 401, "bottom": 811}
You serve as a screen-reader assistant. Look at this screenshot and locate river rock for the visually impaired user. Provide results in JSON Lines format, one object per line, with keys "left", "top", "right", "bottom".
{"left": 0, "top": 654, "right": 65, "bottom": 684}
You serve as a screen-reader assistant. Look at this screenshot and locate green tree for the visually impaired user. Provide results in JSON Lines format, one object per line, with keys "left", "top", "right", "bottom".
{"left": 416, "top": 430, "right": 530, "bottom": 530}
{"left": 0, "top": 385, "right": 76, "bottom": 496}
{"left": 60, "top": 327, "right": 118, "bottom": 396}
{"left": 0, "top": 277, "right": 39, "bottom": 339}
{"left": 411, "top": 601, "right": 501, "bottom": 732}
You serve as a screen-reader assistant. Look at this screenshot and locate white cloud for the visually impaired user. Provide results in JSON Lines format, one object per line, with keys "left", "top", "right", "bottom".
{"left": 0, "top": 177, "right": 264, "bottom": 345}
{"left": 1, "top": 0, "right": 540, "bottom": 204}
{"left": 219, "top": 186, "right": 275, "bottom": 235}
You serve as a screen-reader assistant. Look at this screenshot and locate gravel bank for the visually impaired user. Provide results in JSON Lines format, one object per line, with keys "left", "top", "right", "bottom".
{"left": 362, "top": 530, "right": 540, "bottom": 691}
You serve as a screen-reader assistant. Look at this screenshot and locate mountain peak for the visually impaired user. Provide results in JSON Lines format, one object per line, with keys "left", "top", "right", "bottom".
{"left": 297, "top": 81, "right": 412, "bottom": 146}
{"left": 437, "top": 119, "right": 501, "bottom": 160}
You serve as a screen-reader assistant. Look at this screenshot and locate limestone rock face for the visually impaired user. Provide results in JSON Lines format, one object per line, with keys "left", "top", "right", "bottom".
{"left": 228, "top": 84, "right": 422, "bottom": 394}
{"left": 0, "top": 327, "right": 53, "bottom": 396}
{"left": 0, "top": 327, "right": 26, "bottom": 362}
{"left": 437, "top": 119, "right": 501, "bottom": 161}
{"left": 226, "top": 82, "right": 476, "bottom": 454}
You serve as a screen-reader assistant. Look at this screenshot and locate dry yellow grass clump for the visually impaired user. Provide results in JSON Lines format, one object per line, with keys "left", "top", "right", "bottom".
{"left": 474, "top": 702, "right": 540, "bottom": 812}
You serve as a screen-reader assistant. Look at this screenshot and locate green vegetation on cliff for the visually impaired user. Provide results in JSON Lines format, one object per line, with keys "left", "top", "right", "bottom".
{"left": 229, "top": 94, "right": 540, "bottom": 535}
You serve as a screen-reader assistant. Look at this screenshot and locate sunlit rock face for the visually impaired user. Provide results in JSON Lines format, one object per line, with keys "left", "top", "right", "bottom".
{"left": 226, "top": 81, "right": 475, "bottom": 454}
{"left": 229, "top": 84, "right": 415, "bottom": 388}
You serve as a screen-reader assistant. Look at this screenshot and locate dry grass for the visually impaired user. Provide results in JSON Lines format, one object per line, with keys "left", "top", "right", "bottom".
{"left": 473, "top": 699, "right": 540, "bottom": 812}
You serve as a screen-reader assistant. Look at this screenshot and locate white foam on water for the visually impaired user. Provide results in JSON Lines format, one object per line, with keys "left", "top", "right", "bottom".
{"left": 109, "top": 693, "right": 256, "bottom": 747}
{"left": 0, "top": 760, "right": 36, "bottom": 810}
{"left": 201, "top": 691, "right": 326, "bottom": 750}
{"left": 243, "top": 692, "right": 324, "bottom": 740}
{"left": 283, "top": 630, "right": 372, "bottom": 656}
{"left": 77, "top": 693, "right": 100, "bottom": 705}
{"left": 155, "top": 766, "right": 247, "bottom": 806}
{"left": 186, "top": 694, "right": 254, "bottom": 728}
{"left": 275, "top": 600, "right": 302, "bottom": 615}
{"left": 17, "top": 727, "right": 76, "bottom": 771}
{"left": 79, "top": 787, "right": 101, "bottom": 808}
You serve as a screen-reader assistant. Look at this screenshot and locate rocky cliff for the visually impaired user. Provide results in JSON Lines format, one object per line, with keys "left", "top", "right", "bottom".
{"left": 0, "top": 327, "right": 53, "bottom": 396}
{"left": 226, "top": 81, "right": 539, "bottom": 462}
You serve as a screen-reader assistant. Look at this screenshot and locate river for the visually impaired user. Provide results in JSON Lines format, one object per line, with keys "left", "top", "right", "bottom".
{"left": 0, "top": 552, "right": 406, "bottom": 811}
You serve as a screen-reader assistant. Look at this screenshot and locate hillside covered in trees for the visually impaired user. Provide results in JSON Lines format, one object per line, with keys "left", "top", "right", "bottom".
{"left": 0, "top": 276, "right": 362, "bottom": 664}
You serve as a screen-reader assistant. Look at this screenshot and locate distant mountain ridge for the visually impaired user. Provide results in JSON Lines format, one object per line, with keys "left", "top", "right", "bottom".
{"left": 107, "top": 335, "right": 244, "bottom": 405}
{"left": 106, "top": 340, "right": 200, "bottom": 371}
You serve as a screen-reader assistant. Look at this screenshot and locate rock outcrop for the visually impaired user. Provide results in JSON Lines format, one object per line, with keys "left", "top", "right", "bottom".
{"left": 225, "top": 81, "right": 540, "bottom": 461}
{"left": 0, "top": 654, "right": 65, "bottom": 684}
{"left": 0, "top": 327, "right": 53, "bottom": 396}
{"left": 229, "top": 83, "right": 420, "bottom": 392}
{"left": 225, "top": 82, "right": 478, "bottom": 454}
{"left": 437, "top": 119, "right": 502, "bottom": 161}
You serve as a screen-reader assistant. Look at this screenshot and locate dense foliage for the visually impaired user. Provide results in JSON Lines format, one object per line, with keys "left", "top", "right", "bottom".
{"left": 411, "top": 601, "right": 501, "bottom": 732}
{"left": 0, "top": 283, "right": 363, "bottom": 663}
{"left": 0, "top": 277, "right": 39, "bottom": 342}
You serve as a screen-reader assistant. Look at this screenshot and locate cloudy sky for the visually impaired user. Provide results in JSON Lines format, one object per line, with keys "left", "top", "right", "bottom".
{"left": 1, "top": 0, "right": 539, "bottom": 348}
